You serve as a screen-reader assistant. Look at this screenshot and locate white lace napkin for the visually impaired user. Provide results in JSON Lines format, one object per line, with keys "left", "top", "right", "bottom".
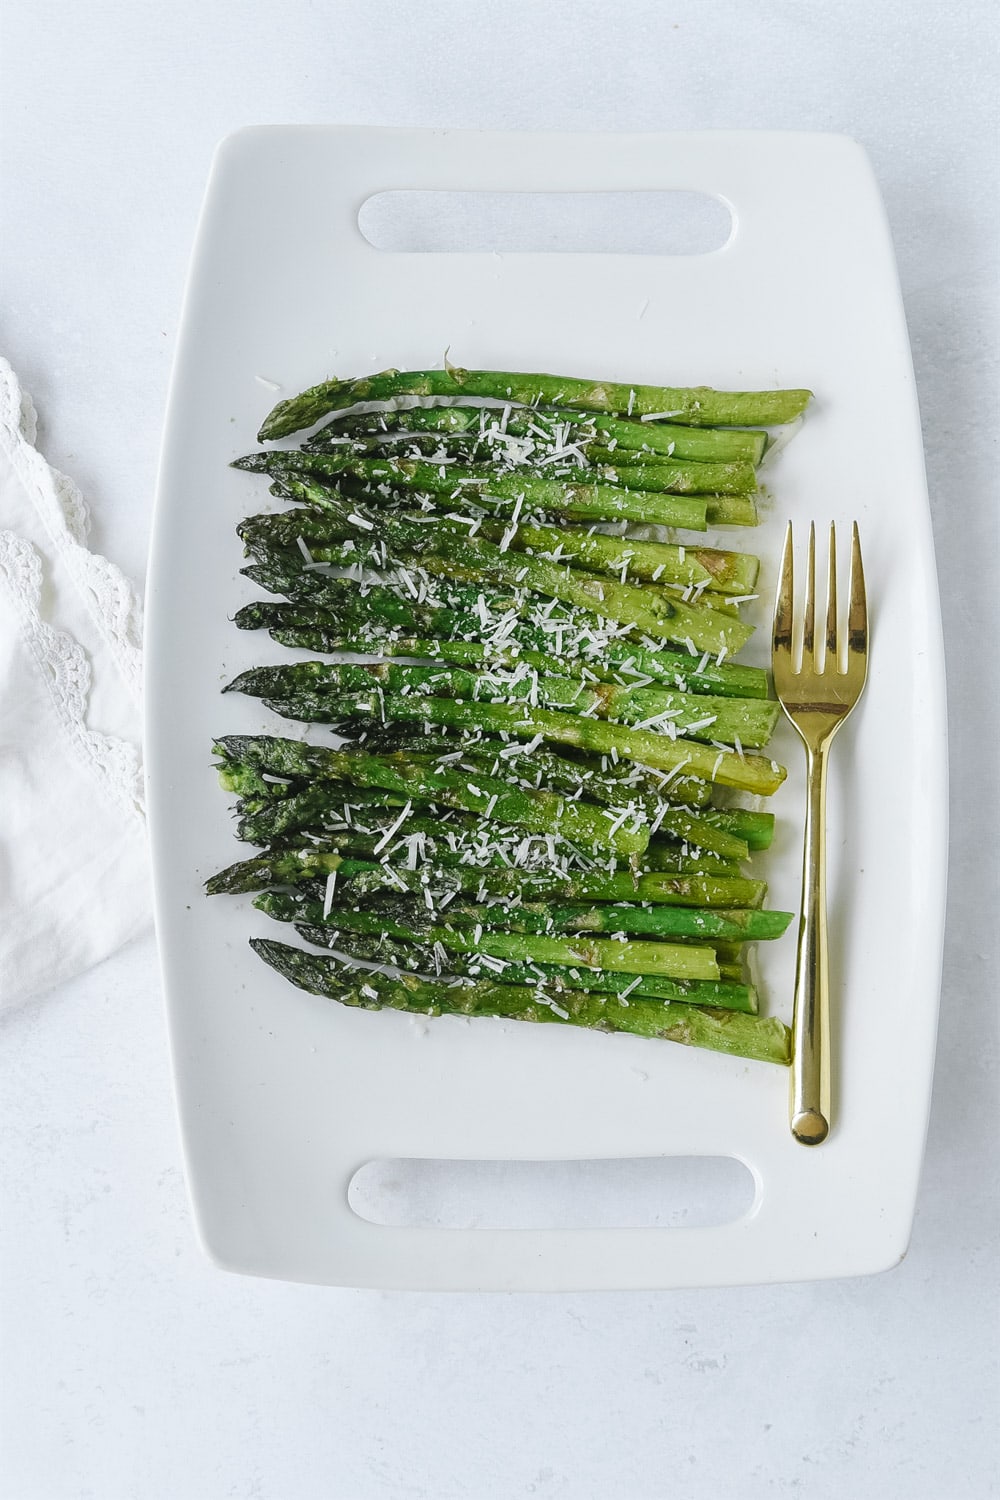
{"left": 0, "top": 359, "right": 150, "bottom": 1009}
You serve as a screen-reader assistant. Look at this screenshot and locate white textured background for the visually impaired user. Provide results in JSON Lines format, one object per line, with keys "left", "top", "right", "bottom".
{"left": 1, "top": 3, "right": 998, "bottom": 1498}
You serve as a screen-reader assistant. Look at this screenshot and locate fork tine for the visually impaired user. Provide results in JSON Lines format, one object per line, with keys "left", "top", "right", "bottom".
{"left": 802, "top": 522, "right": 816, "bottom": 663}
{"left": 848, "top": 521, "right": 867, "bottom": 652}
{"left": 773, "top": 521, "right": 794, "bottom": 652}
{"left": 826, "top": 522, "right": 838, "bottom": 669}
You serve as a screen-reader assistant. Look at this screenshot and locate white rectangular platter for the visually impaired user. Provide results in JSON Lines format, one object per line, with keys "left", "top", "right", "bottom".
{"left": 146, "top": 128, "right": 947, "bottom": 1288}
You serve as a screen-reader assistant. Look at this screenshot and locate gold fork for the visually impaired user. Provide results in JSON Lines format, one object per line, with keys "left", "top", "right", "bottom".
{"left": 772, "top": 522, "right": 869, "bottom": 1145}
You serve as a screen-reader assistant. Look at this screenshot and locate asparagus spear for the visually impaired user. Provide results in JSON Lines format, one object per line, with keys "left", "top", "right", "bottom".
{"left": 382, "top": 510, "right": 757, "bottom": 654}
{"left": 672, "top": 589, "right": 741, "bottom": 618}
{"left": 225, "top": 660, "right": 780, "bottom": 748}
{"left": 326, "top": 890, "right": 791, "bottom": 944}
{"left": 332, "top": 741, "right": 762, "bottom": 855}
{"left": 263, "top": 452, "right": 722, "bottom": 532}
{"left": 241, "top": 546, "right": 589, "bottom": 646}
{"left": 243, "top": 555, "right": 674, "bottom": 680}
{"left": 213, "top": 735, "right": 649, "bottom": 855}
{"left": 343, "top": 730, "right": 724, "bottom": 823}
{"left": 238, "top": 506, "right": 760, "bottom": 595}
{"left": 265, "top": 446, "right": 753, "bottom": 532}
{"left": 248, "top": 497, "right": 754, "bottom": 657}
{"left": 242, "top": 529, "right": 756, "bottom": 666}
{"left": 573, "top": 410, "right": 770, "bottom": 464}
{"left": 241, "top": 533, "right": 382, "bottom": 575}
{"left": 240, "top": 508, "right": 748, "bottom": 627}
{"left": 232, "top": 600, "right": 770, "bottom": 702}
{"left": 439, "top": 899, "right": 792, "bottom": 943}
{"left": 302, "top": 724, "right": 714, "bottom": 808}
{"left": 304, "top": 484, "right": 757, "bottom": 542}
{"left": 642, "top": 843, "right": 734, "bottom": 875}
{"left": 235, "top": 450, "right": 713, "bottom": 529}
{"left": 241, "top": 557, "right": 470, "bottom": 625}
{"left": 412, "top": 743, "right": 765, "bottom": 858}
{"left": 306, "top": 403, "right": 769, "bottom": 464}
{"left": 295, "top": 923, "right": 758, "bottom": 1012}
{"left": 206, "top": 847, "right": 346, "bottom": 895}
{"left": 250, "top": 939, "right": 790, "bottom": 1065}
{"left": 346, "top": 866, "right": 765, "bottom": 908}
{"left": 254, "top": 891, "right": 720, "bottom": 980}
{"left": 216, "top": 759, "right": 303, "bottom": 800}
{"left": 299, "top": 913, "right": 750, "bottom": 985}
{"left": 645, "top": 808, "right": 749, "bottom": 861}
{"left": 234, "top": 721, "right": 750, "bottom": 858}
{"left": 235, "top": 807, "right": 400, "bottom": 851}
{"left": 231, "top": 801, "right": 737, "bottom": 876}
{"left": 243, "top": 548, "right": 585, "bottom": 650}
{"left": 705, "top": 495, "right": 758, "bottom": 527}
{"left": 234, "top": 803, "right": 587, "bottom": 868}
{"left": 225, "top": 724, "right": 722, "bottom": 820}
{"left": 206, "top": 845, "right": 763, "bottom": 905}
{"left": 257, "top": 365, "right": 811, "bottom": 441}
{"left": 308, "top": 405, "right": 485, "bottom": 443}
{"left": 246, "top": 543, "right": 751, "bottom": 659}
{"left": 221, "top": 752, "right": 650, "bottom": 854}
{"left": 243, "top": 693, "right": 786, "bottom": 795}
{"left": 230, "top": 765, "right": 730, "bottom": 852}
{"left": 598, "top": 460, "right": 757, "bottom": 497}
{"left": 230, "top": 784, "right": 439, "bottom": 844}
{"left": 589, "top": 446, "right": 684, "bottom": 467}
{"left": 238, "top": 616, "right": 763, "bottom": 701}
{"left": 507, "top": 523, "right": 760, "bottom": 594}
{"left": 697, "top": 807, "right": 775, "bottom": 851}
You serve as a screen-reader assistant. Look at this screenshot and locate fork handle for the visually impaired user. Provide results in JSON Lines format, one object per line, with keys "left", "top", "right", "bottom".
{"left": 790, "top": 744, "right": 832, "bottom": 1145}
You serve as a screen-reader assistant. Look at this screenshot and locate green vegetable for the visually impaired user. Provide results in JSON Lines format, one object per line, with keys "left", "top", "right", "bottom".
{"left": 235, "top": 449, "right": 712, "bottom": 529}
{"left": 233, "top": 599, "right": 769, "bottom": 701}
{"left": 257, "top": 364, "right": 811, "bottom": 441}
{"left": 306, "top": 402, "right": 769, "bottom": 463}
{"left": 212, "top": 734, "right": 648, "bottom": 856}
{"left": 296, "top": 923, "right": 759, "bottom": 1012}
{"left": 225, "top": 660, "right": 780, "bottom": 748}
{"left": 214, "top": 360, "right": 809, "bottom": 1070}
{"left": 206, "top": 847, "right": 763, "bottom": 906}
{"left": 320, "top": 891, "right": 793, "bottom": 944}
{"left": 237, "top": 505, "right": 760, "bottom": 595}
{"left": 250, "top": 939, "right": 791, "bottom": 1065}
{"left": 237, "top": 493, "right": 754, "bottom": 656}
{"left": 244, "top": 692, "right": 787, "bottom": 795}
{"left": 254, "top": 891, "right": 721, "bottom": 981}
